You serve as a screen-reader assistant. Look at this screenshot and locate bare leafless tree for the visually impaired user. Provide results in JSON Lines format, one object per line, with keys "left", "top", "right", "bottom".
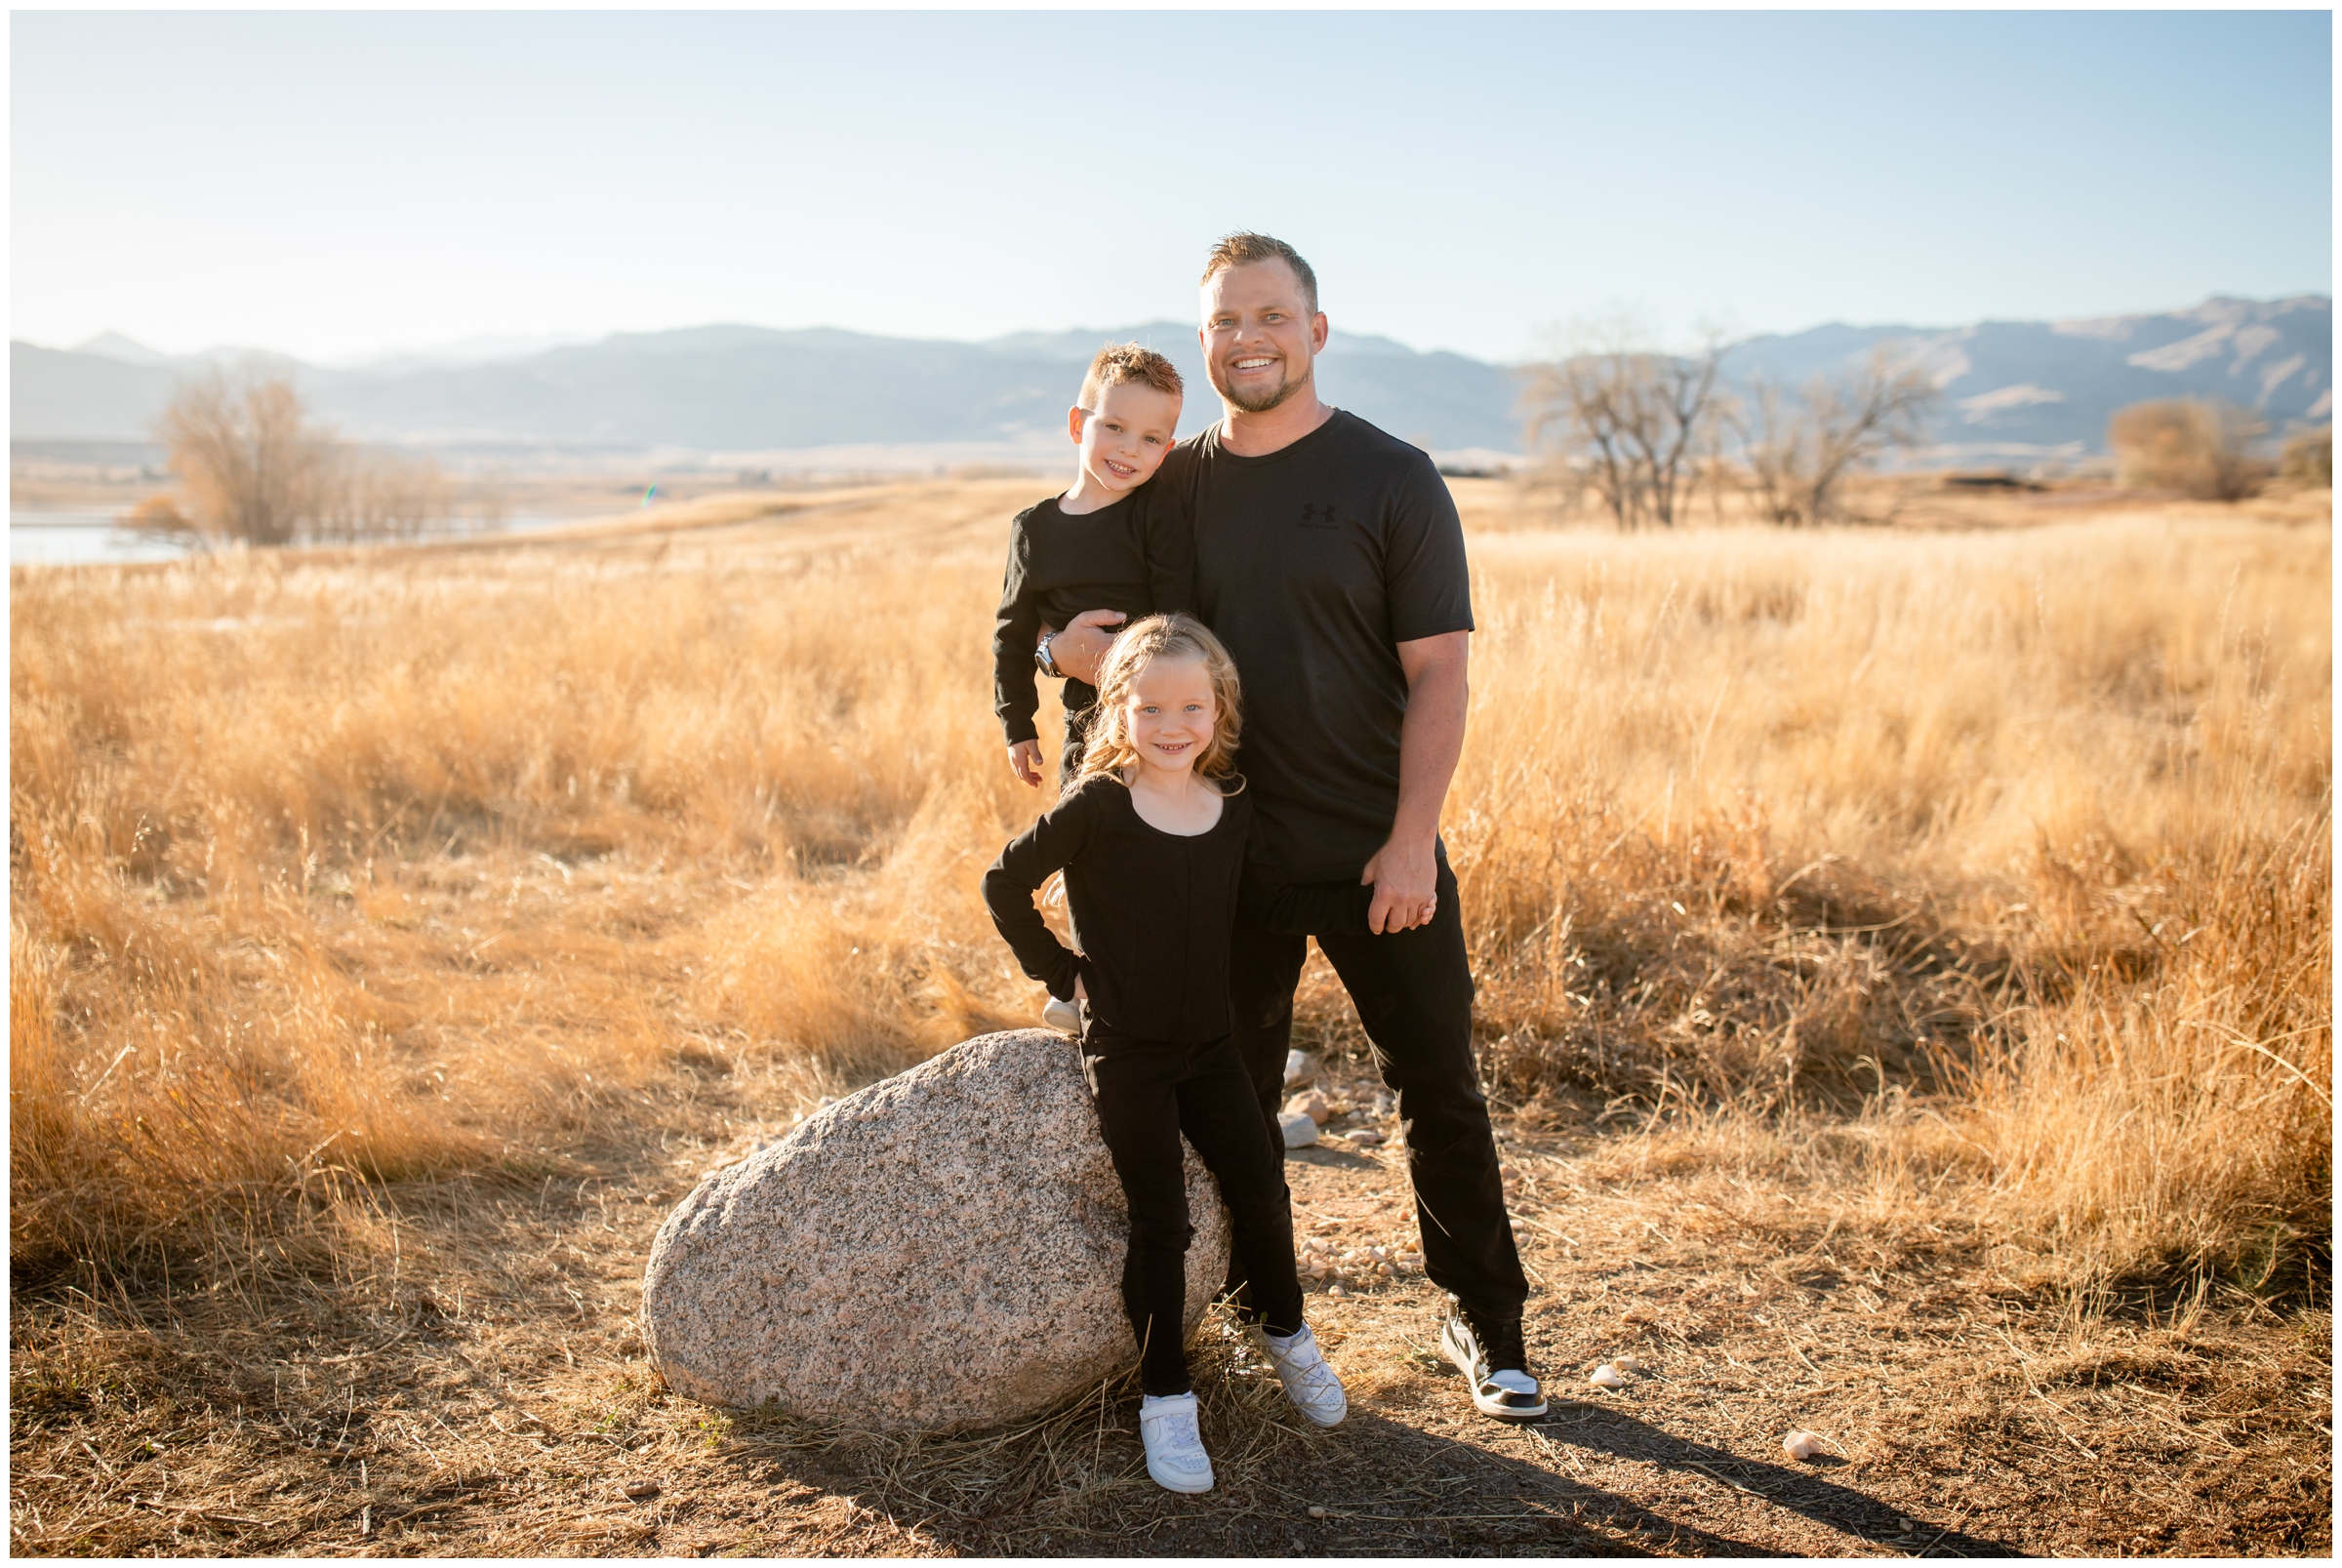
{"left": 157, "top": 364, "right": 336, "bottom": 547}
{"left": 153, "top": 365, "right": 492, "bottom": 545}
{"left": 311, "top": 447, "right": 451, "bottom": 543}
{"left": 2280, "top": 424, "right": 2332, "bottom": 488}
{"left": 1521, "top": 319, "right": 1728, "bottom": 530}
{"left": 2109, "top": 398, "right": 2271, "bottom": 501}
{"left": 1736, "top": 346, "right": 1937, "bottom": 526}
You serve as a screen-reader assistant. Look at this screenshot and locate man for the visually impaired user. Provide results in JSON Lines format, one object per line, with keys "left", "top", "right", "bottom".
{"left": 1043, "top": 232, "right": 1542, "bottom": 1421}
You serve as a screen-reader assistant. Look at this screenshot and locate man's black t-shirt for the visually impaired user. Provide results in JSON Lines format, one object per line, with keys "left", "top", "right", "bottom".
{"left": 990, "top": 488, "right": 1192, "bottom": 744}
{"left": 1151, "top": 411, "right": 1473, "bottom": 884}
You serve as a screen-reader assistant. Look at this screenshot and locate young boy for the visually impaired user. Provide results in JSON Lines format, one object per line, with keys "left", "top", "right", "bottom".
{"left": 992, "top": 343, "right": 1191, "bottom": 1031}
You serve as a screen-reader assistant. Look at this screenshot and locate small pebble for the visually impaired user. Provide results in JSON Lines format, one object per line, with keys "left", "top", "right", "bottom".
{"left": 1283, "top": 1050, "right": 1313, "bottom": 1087}
{"left": 1282, "top": 1090, "right": 1331, "bottom": 1125}
{"left": 1279, "top": 1111, "right": 1319, "bottom": 1148}
{"left": 1326, "top": 1284, "right": 1348, "bottom": 1298}
{"left": 1781, "top": 1429, "right": 1826, "bottom": 1461}
{"left": 623, "top": 1480, "right": 660, "bottom": 1500}
{"left": 1348, "top": 1129, "right": 1385, "bottom": 1146}
{"left": 1306, "top": 1505, "right": 1327, "bottom": 1519}
{"left": 1612, "top": 1354, "right": 1643, "bottom": 1373}
{"left": 1588, "top": 1364, "right": 1626, "bottom": 1388}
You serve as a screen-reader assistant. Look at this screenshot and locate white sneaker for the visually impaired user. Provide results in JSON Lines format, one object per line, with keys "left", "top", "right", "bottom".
{"left": 1250, "top": 1323, "right": 1348, "bottom": 1427}
{"left": 1440, "top": 1314, "right": 1547, "bottom": 1421}
{"left": 1139, "top": 1391, "right": 1214, "bottom": 1493}
{"left": 1041, "top": 995, "right": 1081, "bottom": 1035}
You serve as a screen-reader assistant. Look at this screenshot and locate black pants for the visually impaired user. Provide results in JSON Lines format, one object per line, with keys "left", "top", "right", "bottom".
{"left": 1081, "top": 1015, "right": 1307, "bottom": 1397}
{"left": 1228, "top": 844, "right": 1530, "bottom": 1326}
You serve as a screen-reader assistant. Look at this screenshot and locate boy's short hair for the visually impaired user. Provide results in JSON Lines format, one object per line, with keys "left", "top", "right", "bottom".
{"left": 1199, "top": 231, "right": 1318, "bottom": 316}
{"left": 1078, "top": 342, "right": 1184, "bottom": 412}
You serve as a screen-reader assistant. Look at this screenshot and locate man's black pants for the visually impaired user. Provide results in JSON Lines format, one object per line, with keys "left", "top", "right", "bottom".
{"left": 1230, "top": 846, "right": 1530, "bottom": 1326}
{"left": 1081, "top": 1015, "right": 1308, "bottom": 1397}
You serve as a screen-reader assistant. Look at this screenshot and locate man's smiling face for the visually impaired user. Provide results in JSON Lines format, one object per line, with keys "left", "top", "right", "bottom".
{"left": 1200, "top": 259, "right": 1328, "bottom": 416}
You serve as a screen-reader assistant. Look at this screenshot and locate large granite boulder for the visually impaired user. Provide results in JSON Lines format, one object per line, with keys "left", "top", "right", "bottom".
{"left": 642, "top": 1028, "right": 1232, "bottom": 1432}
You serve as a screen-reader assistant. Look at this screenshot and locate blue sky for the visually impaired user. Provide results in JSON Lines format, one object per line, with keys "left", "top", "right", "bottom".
{"left": 11, "top": 10, "right": 2332, "bottom": 363}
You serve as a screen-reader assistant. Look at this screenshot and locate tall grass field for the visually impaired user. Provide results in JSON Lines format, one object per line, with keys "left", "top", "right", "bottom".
{"left": 14, "top": 479, "right": 2327, "bottom": 1301}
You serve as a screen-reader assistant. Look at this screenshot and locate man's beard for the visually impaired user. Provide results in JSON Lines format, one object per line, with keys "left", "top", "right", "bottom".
{"left": 1210, "top": 353, "right": 1313, "bottom": 415}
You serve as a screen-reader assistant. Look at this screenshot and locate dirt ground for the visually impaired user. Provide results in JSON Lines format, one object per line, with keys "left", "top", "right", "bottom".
{"left": 12, "top": 1044, "right": 2329, "bottom": 1558}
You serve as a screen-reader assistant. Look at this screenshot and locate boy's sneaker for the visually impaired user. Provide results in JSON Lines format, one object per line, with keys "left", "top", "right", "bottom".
{"left": 1250, "top": 1323, "right": 1348, "bottom": 1427}
{"left": 1440, "top": 1311, "right": 1547, "bottom": 1422}
{"left": 1041, "top": 995, "right": 1081, "bottom": 1035}
{"left": 1139, "top": 1391, "right": 1214, "bottom": 1493}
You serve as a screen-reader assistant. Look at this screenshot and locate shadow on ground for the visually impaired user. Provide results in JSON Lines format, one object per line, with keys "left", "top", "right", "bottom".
{"left": 688, "top": 1395, "right": 2027, "bottom": 1557}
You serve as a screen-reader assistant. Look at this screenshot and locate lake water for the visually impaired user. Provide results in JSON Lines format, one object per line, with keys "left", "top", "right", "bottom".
{"left": 10, "top": 512, "right": 569, "bottom": 567}
{"left": 11, "top": 514, "right": 190, "bottom": 567}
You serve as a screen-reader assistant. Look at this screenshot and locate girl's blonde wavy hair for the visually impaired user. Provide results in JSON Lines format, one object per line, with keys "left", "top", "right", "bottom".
{"left": 1072, "top": 613, "right": 1244, "bottom": 792}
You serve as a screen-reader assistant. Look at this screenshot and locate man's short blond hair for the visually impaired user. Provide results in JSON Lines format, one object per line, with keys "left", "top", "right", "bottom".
{"left": 1078, "top": 342, "right": 1184, "bottom": 412}
{"left": 1199, "top": 231, "right": 1319, "bottom": 316}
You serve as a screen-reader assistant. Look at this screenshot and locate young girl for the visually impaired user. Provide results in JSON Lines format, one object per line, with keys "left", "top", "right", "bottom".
{"left": 981, "top": 614, "right": 1345, "bottom": 1495}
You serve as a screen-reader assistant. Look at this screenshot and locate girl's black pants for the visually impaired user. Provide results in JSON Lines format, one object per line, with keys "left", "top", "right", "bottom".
{"left": 1079, "top": 1013, "right": 1306, "bottom": 1397}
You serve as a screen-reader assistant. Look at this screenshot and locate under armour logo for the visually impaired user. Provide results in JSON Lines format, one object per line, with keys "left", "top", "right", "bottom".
{"left": 1300, "top": 502, "right": 1341, "bottom": 527}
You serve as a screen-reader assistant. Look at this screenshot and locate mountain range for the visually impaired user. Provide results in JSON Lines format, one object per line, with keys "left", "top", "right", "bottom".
{"left": 11, "top": 296, "right": 2329, "bottom": 466}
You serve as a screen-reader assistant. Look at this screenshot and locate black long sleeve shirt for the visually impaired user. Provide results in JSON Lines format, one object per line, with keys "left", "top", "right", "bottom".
{"left": 989, "top": 486, "right": 1195, "bottom": 745}
{"left": 982, "top": 775, "right": 1249, "bottom": 1043}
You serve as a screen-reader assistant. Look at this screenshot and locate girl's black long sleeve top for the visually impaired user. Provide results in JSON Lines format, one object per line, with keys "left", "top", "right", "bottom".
{"left": 982, "top": 774, "right": 1250, "bottom": 1044}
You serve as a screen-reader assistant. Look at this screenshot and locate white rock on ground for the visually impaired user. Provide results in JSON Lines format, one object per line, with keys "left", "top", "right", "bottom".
{"left": 642, "top": 1028, "right": 1230, "bottom": 1433}
{"left": 1280, "top": 1111, "right": 1320, "bottom": 1147}
{"left": 1283, "top": 1049, "right": 1313, "bottom": 1087}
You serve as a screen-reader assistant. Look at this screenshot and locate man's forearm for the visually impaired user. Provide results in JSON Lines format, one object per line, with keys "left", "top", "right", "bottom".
{"left": 1040, "top": 611, "right": 1124, "bottom": 687}
{"left": 1391, "top": 658, "right": 1468, "bottom": 848}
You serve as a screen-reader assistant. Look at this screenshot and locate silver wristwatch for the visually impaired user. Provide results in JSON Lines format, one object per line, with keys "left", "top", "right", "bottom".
{"left": 1035, "top": 633, "right": 1063, "bottom": 680}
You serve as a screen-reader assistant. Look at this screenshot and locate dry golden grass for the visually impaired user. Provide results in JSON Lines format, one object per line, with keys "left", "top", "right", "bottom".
{"left": 1449, "top": 509, "right": 2330, "bottom": 1289}
{"left": 9, "top": 476, "right": 2330, "bottom": 1554}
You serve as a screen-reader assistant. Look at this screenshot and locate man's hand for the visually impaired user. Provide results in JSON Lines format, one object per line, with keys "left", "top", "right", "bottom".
{"left": 1361, "top": 834, "right": 1439, "bottom": 934}
{"left": 1037, "top": 609, "right": 1128, "bottom": 686}
{"left": 1006, "top": 740, "right": 1044, "bottom": 788}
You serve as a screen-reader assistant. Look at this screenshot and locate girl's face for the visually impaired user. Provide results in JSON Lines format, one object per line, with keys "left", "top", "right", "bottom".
{"left": 1122, "top": 655, "right": 1216, "bottom": 777}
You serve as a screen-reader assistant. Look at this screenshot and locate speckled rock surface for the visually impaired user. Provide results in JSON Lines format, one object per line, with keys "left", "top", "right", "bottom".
{"left": 642, "top": 1028, "right": 1232, "bottom": 1432}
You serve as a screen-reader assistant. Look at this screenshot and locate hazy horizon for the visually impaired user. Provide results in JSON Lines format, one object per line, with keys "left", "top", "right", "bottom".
{"left": 12, "top": 12, "right": 2330, "bottom": 366}
{"left": 27, "top": 283, "right": 2338, "bottom": 374}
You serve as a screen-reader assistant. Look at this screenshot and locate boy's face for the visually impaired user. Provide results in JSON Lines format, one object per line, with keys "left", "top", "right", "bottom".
{"left": 1070, "top": 381, "right": 1181, "bottom": 497}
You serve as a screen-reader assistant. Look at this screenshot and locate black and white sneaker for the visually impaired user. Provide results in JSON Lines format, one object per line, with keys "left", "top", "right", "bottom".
{"left": 1440, "top": 1312, "right": 1547, "bottom": 1421}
